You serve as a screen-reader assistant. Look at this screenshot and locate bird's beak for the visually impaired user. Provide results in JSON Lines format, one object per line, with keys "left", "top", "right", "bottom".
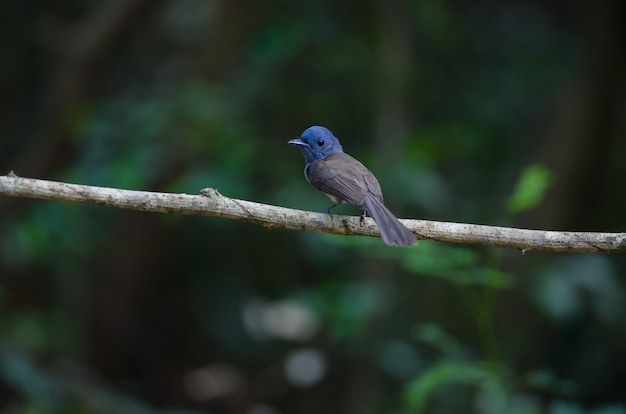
{"left": 288, "top": 138, "right": 309, "bottom": 147}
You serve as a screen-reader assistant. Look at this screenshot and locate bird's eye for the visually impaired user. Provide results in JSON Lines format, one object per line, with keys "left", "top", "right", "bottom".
{"left": 317, "top": 140, "right": 324, "bottom": 147}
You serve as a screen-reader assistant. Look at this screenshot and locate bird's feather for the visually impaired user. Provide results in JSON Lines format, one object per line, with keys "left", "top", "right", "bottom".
{"left": 306, "top": 153, "right": 382, "bottom": 210}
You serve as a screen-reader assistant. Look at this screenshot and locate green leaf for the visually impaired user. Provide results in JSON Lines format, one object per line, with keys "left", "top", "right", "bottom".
{"left": 404, "top": 361, "right": 505, "bottom": 413}
{"left": 506, "top": 163, "right": 551, "bottom": 214}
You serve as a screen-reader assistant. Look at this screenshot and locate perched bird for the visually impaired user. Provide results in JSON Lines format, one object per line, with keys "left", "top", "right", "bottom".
{"left": 288, "top": 126, "right": 417, "bottom": 247}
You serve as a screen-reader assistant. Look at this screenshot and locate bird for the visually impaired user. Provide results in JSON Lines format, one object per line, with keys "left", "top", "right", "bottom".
{"left": 288, "top": 126, "right": 417, "bottom": 247}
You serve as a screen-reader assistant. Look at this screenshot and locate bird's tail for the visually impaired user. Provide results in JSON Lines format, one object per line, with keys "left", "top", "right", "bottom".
{"left": 364, "top": 195, "right": 417, "bottom": 247}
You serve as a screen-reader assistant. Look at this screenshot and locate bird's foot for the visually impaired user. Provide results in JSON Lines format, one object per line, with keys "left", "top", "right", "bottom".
{"left": 360, "top": 210, "right": 367, "bottom": 225}
{"left": 324, "top": 203, "right": 339, "bottom": 217}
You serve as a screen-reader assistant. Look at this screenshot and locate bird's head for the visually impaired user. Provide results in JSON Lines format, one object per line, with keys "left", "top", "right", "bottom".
{"left": 288, "top": 126, "right": 343, "bottom": 164}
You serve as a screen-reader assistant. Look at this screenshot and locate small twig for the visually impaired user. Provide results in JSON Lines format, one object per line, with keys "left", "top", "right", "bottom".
{"left": 1, "top": 173, "right": 624, "bottom": 253}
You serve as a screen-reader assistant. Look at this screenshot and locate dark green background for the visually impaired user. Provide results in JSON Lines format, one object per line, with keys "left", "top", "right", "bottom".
{"left": 1, "top": 1, "right": 625, "bottom": 413}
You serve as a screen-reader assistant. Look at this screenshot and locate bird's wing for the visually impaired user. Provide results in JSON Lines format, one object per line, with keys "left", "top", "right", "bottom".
{"left": 306, "top": 153, "right": 382, "bottom": 209}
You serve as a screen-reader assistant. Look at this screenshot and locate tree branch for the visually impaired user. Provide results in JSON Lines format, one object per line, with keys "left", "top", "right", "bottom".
{"left": 1, "top": 173, "right": 624, "bottom": 254}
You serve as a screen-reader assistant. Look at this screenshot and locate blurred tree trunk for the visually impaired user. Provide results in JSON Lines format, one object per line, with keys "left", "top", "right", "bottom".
{"left": 530, "top": 0, "right": 625, "bottom": 231}
{"left": 12, "top": 0, "right": 161, "bottom": 178}
{"left": 200, "top": 0, "right": 266, "bottom": 81}
{"left": 373, "top": 0, "right": 413, "bottom": 161}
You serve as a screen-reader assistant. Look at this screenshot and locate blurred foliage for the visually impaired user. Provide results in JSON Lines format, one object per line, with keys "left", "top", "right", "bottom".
{"left": 1, "top": 0, "right": 625, "bottom": 413}
{"left": 506, "top": 164, "right": 552, "bottom": 215}
{"left": 405, "top": 360, "right": 507, "bottom": 413}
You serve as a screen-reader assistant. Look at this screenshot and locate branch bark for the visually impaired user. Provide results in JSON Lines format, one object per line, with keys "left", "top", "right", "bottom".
{"left": 1, "top": 173, "right": 624, "bottom": 254}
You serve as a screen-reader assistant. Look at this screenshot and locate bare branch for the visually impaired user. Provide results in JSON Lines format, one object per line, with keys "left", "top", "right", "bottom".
{"left": 1, "top": 173, "right": 624, "bottom": 254}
